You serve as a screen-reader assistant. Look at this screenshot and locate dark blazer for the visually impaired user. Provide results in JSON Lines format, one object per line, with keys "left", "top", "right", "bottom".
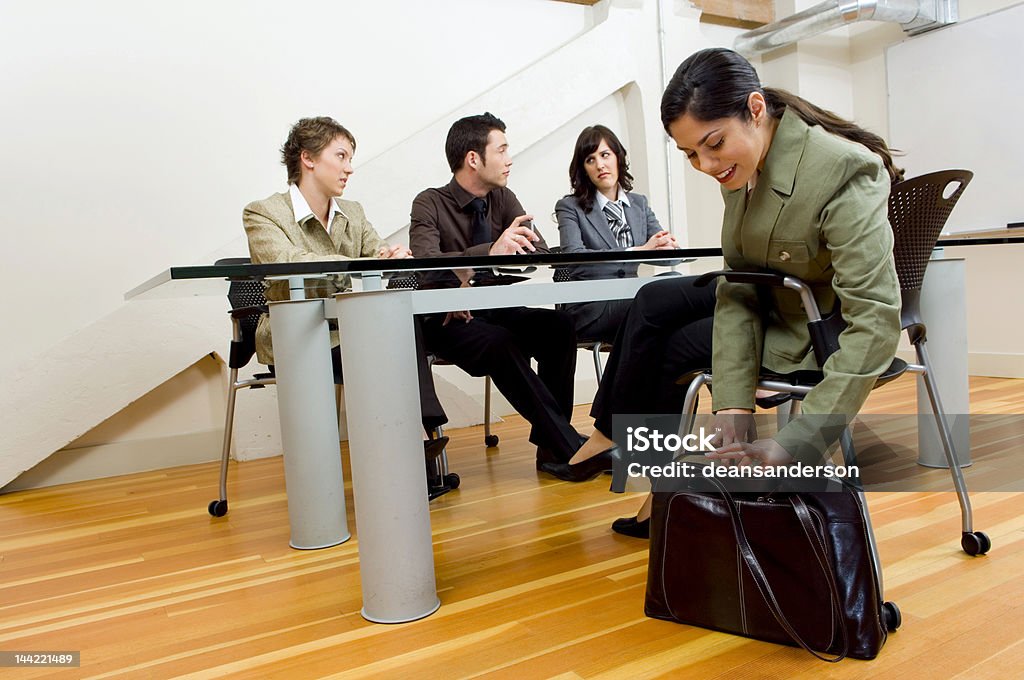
{"left": 554, "top": 191, "right": 663, "bottom": 334}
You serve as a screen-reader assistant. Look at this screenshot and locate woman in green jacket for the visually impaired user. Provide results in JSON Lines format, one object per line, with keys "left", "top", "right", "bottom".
{"left": 566, "top": 47, "right": 903, "bottom": 537}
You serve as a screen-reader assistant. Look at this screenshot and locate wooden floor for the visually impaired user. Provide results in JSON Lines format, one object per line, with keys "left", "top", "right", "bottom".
{"left": 1, "top": 377, "right": 1022, "bottom": 679}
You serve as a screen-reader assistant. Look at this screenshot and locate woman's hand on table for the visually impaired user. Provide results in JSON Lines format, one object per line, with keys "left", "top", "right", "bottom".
{"left": 379, "top": 244, "right": 413, "bottom": 259}
{"left": 634, "top": 230, "right": 678, "bottom": 251}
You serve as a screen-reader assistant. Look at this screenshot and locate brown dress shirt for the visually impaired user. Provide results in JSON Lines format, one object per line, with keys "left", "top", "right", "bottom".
{"left": 409, "top": 177, "right": 552, "bottom": 258}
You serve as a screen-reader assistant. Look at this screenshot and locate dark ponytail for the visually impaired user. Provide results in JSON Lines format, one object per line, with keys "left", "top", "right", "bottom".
{"left": 661, "top": 48, "right": 903, "bottom": 182}
{"left": 762, "top": 88, "right": 903, "bottom": 182}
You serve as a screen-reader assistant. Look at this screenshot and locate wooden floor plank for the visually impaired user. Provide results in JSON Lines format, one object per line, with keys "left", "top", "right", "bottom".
{"left": 0, "top": 376, "right": 1021, "bottom": 677}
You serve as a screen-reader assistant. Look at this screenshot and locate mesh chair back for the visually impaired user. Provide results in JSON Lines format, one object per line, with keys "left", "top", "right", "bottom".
{"left": 386, "top": 273, "right": 419, "bottom": 290}
{"left": 888, "top": 169, "right": 973, "bottom": 293}
{"left": 215, "top": 257, "right": 266, "bottom": 369}
{"left": 886, "top": 170, "right": 972, "bottom": 338}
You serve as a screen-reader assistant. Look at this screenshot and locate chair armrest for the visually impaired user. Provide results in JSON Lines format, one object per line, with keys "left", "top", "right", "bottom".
{"left": 693, "top": 269, "right": 843, "bottom": 367}
{"left": 694, "top": 269, "right": 788, "bottom": 288}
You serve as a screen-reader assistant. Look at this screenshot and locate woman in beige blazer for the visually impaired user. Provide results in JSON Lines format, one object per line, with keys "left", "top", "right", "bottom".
{"left": 243, "top": 116, "right": 448, "bottom": 431}
{"left": 563, "top": 48, "right": 902, "bottom": 538}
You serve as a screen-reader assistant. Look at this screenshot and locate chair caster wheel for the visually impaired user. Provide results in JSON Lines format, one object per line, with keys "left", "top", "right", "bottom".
{"left": 485, "top": 434, "right": 499, "bottom": 447}
{"left": 208, "top": 499, "right": 228, "bottom": 517}
{"left": 961, "top": 531, "right": 991, "bottom": 556}
{"left": 882, "top": 601, "right": 901, "bottom": 631}
{"left": 444, "top": 473, "right": 460, "bottom": 489}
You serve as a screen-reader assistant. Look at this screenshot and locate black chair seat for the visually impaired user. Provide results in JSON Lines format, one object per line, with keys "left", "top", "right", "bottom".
{"left": 758, "top": 357, "right": 909, "bottom": 395}
{"left": 676, "top": 357, "right": 908, "bottom": 406}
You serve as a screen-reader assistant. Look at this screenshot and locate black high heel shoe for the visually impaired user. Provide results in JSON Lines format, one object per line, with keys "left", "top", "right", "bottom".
{"left": 611, "top": 516, "right": 650, "bottom": 539}
{"left": 539, "top": 446, "right": 618, "bottom": 482}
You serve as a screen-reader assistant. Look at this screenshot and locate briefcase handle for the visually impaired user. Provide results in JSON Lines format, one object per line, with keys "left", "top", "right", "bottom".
{"left": 710, "top": 480, "right": 850, "bottom": 663}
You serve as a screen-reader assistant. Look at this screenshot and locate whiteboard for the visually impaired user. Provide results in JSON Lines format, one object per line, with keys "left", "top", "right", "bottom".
{"left": 887, "top": 2, "right": 1024, "bottom": 232}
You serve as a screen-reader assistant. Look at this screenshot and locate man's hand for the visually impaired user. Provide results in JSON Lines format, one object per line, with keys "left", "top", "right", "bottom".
{"left": 635, "top": 230, "right": 678, "bottom": 251}
{"left": 489, "top": 214, "right": 539, "bottom": 255}
{"left": 378, "top": 243, "right": 413, "bottom": 259}
{"left": 443, "top": 310, "right": 473, "bottom": 326}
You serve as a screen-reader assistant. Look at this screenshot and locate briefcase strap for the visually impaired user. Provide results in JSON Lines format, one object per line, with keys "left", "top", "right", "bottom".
{"left": 713, "top": 482, "right": 849, "bottom": 662}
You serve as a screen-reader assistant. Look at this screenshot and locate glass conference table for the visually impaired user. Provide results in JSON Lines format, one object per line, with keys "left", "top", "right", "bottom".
{"left": 129, "top": 249, "right": 720, "bottom": 623}
{"left": 127, "top": 231, "right": 1022, "bottom": 624}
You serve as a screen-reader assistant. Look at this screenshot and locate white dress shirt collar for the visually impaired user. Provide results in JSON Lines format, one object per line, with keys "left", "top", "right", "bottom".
{"left": 595, "top": 187, "right": 631, "bottom": 212}
{"left": 289, "top": 184, "right": 346, "bottom": 234}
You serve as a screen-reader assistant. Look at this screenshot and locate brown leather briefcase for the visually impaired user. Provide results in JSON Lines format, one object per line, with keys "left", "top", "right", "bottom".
{"left": 644, "top": 483, "right": 899, "bottom": 661}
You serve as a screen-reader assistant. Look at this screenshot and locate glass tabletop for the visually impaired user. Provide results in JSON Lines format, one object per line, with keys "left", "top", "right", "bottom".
{"left": 125, "top": 248, "right": 726, "bottom": 300}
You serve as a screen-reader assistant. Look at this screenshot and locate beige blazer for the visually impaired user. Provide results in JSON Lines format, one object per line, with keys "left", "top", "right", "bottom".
{"left": 242, "top": 190, "right": 386, "bottom": 364}
{"left": 711, "top": 110, "right": 902, "bottom": 461}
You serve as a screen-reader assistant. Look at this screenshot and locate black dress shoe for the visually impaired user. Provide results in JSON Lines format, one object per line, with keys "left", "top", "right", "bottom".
{"left": 611, "top": 516, "right": 650, "bottom": 539}
{"left": 536, "top": 434, "right": 589, "bottom": 470}
{"left": 535, "top": 446, "right": 558, "bottom": 470}
{"left": 423, "top": 436, "right": 450, "bottom": 461}
{"left": 539, "top": 447, "right": 617, "bottom": 482}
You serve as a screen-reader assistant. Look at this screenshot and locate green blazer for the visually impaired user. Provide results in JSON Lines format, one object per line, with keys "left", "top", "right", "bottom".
{"left": 711, "top": 109, "right": 901, "bottom": 460}
{"left": 242, "top": 190, "right": 387, "bottom": 364}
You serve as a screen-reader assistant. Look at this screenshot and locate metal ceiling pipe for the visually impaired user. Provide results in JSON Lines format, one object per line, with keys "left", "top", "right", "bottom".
{"left": 734, "top": 0, "right": 946, "bottom": 56}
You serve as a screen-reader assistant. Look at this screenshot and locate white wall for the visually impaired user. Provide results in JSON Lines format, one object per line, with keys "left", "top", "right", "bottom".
{"left": 847, "top": 0, "right": 1024, "bottom": 377}
{"left": 0, "top": 0, "right": 592, "bottom": 375}
{"left": 1, "top": 0, "right": 748, "bottom": 489}
{"left": 3, "top": 356, "right": 225, "bottom": 492}
{"left": 5, "top": 0, "right": 1018, "bottom": 490}
{"left": 0, "top": 0, "right": 600, "bottom": 488}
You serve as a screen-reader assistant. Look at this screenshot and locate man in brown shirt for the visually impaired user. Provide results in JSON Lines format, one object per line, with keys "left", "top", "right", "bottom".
{"left": 410, "top": 113, "right": 590, "bottom": 471}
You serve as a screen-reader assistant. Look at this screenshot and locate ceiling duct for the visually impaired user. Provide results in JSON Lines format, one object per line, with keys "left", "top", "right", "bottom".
{"left": 734, "top": 0, "right": 958, "bottom": 56}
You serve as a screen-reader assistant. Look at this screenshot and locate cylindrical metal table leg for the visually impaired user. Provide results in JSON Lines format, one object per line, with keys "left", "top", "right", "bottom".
{"left": 335, "top": 289, "right": 440, "bottom": 623}
{"left": 269, "top": 298, "right": 350, "bottom": 549}
{"left": 916, "top": 257, "right": 971, "bottom": 468}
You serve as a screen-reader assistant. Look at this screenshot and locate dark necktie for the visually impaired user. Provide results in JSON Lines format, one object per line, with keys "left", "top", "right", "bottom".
{"left": 468, "top": 197, "right": 490, "bottom": 246}
{"left": 603, "top": 200, "right": 633, "bottom": 248}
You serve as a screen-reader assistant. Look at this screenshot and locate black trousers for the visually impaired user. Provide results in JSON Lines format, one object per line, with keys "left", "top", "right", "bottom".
{"left": 421, "top": 306, "right": 582, "bottom": 461}
{"left": 562, "top": 298, "right": 633, "bottom": 344}
{"left": 591, "top": 276, "right": 717, "bottom": 436}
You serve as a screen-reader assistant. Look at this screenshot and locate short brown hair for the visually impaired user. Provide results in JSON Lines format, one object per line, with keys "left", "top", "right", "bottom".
{"left": 280, "top": 117, "right": 356, "bottom": 185}
{"left": 445, "top": 112, "right": 505, "bottom": 173}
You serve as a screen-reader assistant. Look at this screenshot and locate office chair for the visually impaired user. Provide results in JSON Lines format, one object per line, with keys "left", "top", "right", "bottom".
{"left": 676, "top": 169, "right": 989, "bottom": 556}
{"left": 207, "top": 257, "right": 280, "bottom": 517}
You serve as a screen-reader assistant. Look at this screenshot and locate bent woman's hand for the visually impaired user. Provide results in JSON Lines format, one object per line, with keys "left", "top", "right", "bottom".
{"left": 708, "top": 409, "right": 757, "bottom": 449}
{"left": 706, "top": 438, "right": 794, "bottom": 467}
